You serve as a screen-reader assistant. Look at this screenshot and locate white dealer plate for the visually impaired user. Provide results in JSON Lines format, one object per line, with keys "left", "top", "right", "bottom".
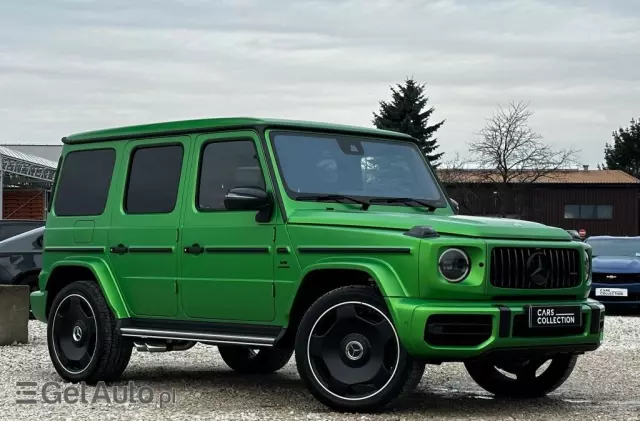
{"left": 528, "top": 305, "right": 582, "bottom": 328}
{"left": 595, "top": 288, "right": 628, "bottom": 297}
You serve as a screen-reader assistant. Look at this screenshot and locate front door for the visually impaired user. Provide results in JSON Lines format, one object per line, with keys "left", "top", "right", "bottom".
{"left": 180, "top": 131, "right": 275, "bottom": 322}
{"left": 108, "top": 136, "right": 190, "bottom": 317}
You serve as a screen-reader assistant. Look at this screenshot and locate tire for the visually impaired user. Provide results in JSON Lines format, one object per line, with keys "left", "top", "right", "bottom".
{"left": 218, "top": 346, "right": 293, "bottom": 374}
{"left": 295, "top": 285, "right": 425, "bottom": 412}
{"left": 464, "top": 354, "right": 578, "bottom": 398}
{"left": 47, "top": 281, "right": 133, "bottom": 384}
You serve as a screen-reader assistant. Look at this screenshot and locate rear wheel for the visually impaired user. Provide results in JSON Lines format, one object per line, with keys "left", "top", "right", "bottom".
{"left": 47, "top": 281, "right": 133, "bottom": 383}
{"left": 464, "top": 354, "right": 578, "bottom": 398}
{"left": 295, "top": 286, "right": 424, "bottom": 412}
{"left": 218, "top": 345, "right": 293, "bottom": 374}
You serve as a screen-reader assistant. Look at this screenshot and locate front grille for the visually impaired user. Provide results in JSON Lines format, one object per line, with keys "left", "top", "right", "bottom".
{"left": 424, "top": 314, "right": 493, "bottom": 346}
{"left": 490, "top": 247, "right": 581, "bottom": 289}
{"left": 512, "top": 313, "right": 586, "bottom": 337}
{"left": 593, "top": 273, "right": 640, "bottom": 284}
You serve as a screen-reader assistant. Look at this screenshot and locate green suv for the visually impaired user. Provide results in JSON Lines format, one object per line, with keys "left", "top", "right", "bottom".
{"left": 32, "top": 118, "right": 604, "bottom": 412}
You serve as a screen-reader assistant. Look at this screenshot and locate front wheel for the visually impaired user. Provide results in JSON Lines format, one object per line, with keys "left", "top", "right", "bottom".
{"left": 464, "top": 354, "right": 578, "bottom": 398}
{"left": 295, "top": 286, "right": 424, "bottom": 412}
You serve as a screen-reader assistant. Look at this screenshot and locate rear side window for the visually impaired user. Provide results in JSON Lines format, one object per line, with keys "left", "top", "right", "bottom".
{"left": 54, "top": 149, "right": 116, "bottom": 216}
{"left": 125, "top": 144, "right": 183, "bottom": 214}
{"left": 197, "top": 140, "right": 265, "bottom": 210}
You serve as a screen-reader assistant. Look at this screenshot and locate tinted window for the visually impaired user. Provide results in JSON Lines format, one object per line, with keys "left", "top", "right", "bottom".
{"left": 198, "top": 140, "right": 265, "bottom": 210}
{"left": 54, "top": 149, "right": 116, "bottom": 216}
{"left": 125, "top": 145, "right": 183, "bottom": 214}
{"left": 272, "top": 133, "right": 443, "bottom": 203}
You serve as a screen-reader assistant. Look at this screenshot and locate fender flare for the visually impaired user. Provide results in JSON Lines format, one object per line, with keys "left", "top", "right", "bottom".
{"left": 47, "top": 257, "right": 130, "bottom": 319}
{"left": 297, "top": 257, "right": 409, "bottom": 298}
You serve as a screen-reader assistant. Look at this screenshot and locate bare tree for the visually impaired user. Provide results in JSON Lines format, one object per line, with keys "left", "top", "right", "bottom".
{"left": 469, "top": 101, "right": 578, "bottom": 183}
{"left": 468, "top": 101, "right": 579, "bottom": 217}
{"left": 437, "top": 153, "right": 483, "bottom": 215}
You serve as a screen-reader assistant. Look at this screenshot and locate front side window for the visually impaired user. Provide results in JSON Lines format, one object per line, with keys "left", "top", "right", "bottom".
{"left": 197, "top": 140, "right": 265, "bottom": 211}
{"left": 271, "top": 132, "right": 445, "bottom": 205}
{"left": 54, "top": 149, "right": 116, "bottom": 216}
{"left": 125, "top": 144, "right": 183, "bottom": 214}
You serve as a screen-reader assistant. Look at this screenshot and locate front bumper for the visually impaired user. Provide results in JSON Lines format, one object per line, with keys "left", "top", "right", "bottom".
{"left": 388, "top": 297, "right": 604, "bottom": 361}
{"left": 589, "top": 282, "right": 640, "bottom": 307}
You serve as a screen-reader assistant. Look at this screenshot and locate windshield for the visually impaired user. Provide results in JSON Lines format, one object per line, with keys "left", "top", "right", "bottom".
{"left": 587, "top": 238, "right": 640, "bottom": 257}
{"left": 271, "top": 132, "right": 446, "bottom": 206}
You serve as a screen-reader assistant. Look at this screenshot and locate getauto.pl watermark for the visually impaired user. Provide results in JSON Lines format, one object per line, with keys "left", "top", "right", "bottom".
{"left": 16, "top": 381, "right": 177, "bottom": 407}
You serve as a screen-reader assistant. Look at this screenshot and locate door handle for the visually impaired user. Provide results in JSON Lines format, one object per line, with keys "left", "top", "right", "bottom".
{"left": 184, "top": 243, "right": 204, "bottom": 255}
{"left": 110, "top": 244, "right": 129, "bottom": 254}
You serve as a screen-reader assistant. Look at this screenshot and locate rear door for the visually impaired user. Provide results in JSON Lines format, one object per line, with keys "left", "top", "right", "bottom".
{"left": 108, "top": 137, "right": 190, "bottom": 318}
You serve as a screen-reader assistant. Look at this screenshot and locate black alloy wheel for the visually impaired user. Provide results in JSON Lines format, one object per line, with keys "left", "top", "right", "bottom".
{"left": 47, "top": 281, "right": 133, "bottom": 383}
{"left": 307, "top": 301, "right": 398, "bottom": 399}
{"left": 464, "top": 354, "right": 578, "bottom": 398}
{"left": 295, "top": 286, "right": 424, "bottom": 412}
{"left": 51, "top": 294, "right": 98, "bottom": 375}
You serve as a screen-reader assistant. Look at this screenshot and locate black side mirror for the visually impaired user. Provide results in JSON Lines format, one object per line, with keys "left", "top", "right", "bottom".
{"left": 450, "top": 198, "right": 460, "bottom": 214}
{"left": 224, "top": 187, "right": 273, "bottom": 222}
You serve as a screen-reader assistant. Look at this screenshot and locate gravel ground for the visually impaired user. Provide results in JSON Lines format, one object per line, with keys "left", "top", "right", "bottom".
{"left": 1, "top": 316, "right": 639, "bottom": 421}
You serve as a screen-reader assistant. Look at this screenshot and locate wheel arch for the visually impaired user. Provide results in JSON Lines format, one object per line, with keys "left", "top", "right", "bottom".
{"left": 276, "top": 260, "right": 408, "bottom": 348}
{"left": 44, "top": 258, "right": 129, "bottom": 320}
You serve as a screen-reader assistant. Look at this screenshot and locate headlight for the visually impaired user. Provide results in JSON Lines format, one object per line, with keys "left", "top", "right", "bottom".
{"left": 438, "top": 248, "right": 470, "bottom": 283}
{"left": 584, "top": 250, "right": 591, "bottom": 281}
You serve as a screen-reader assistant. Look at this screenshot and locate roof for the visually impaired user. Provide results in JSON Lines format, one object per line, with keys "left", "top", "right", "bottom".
{"left": 63, "top": 117, "right": 413, "bottom": 144}
{"left": 0, "top": 146, "right": 57, "bottom": 169}
{"left": 437, "top": 169, "right": 640, "bottom": 185}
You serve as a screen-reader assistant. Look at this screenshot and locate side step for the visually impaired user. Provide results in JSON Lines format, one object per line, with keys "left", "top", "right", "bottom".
{"left": 120, "top": 327, "right": 277, "bottom": 347}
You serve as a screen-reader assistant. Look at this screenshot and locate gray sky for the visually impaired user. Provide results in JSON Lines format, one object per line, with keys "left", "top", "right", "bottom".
{"left": 1, "top": 0, "right": 638, "bottom": 167}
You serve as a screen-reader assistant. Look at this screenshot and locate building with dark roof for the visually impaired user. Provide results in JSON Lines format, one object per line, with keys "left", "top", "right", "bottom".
{"left": 439, "top": 167, "right": 640, "bottom": 236}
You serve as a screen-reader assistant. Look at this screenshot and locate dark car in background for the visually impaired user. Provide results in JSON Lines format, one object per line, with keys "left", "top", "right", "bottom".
{"left": 587, "top": 236, "right": 640, "bottom": 309}
{"left": 0, "top": 226, "right": 44, "bottom": 290}
{"left": 0, "top": 219, "right": 44, "bottom": 242}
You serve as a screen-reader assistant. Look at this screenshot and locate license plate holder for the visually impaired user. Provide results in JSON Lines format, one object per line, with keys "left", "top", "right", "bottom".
{"left": 595, "top": 288, "right": 628, "bottom": 297}
{"left": 528, "top": 305, "right": 582, "bottom": 328}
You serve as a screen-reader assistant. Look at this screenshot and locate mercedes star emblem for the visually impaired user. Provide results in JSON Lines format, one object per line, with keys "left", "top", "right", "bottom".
{"left": 345, "top": 340, "right": 364, "bottom": 361}
{"left": 527, "top": 252, "right": 551, "bottom": 286}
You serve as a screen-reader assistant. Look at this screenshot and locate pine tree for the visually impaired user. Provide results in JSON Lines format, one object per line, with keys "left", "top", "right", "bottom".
{"left": 373, "top": 78, "right": 445, "bottom": 166}
{"left": 604, "top": 118, "right": 640, "bottom": 179}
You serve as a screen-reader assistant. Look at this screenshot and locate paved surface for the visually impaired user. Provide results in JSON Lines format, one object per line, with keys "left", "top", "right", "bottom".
{"left": 1, "top": 316, "right": 639, "bottom": 421}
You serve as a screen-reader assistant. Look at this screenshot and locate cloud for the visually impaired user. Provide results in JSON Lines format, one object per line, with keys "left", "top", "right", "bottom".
{"left": 0, "top": 0, "right": 638, "bottom": 166}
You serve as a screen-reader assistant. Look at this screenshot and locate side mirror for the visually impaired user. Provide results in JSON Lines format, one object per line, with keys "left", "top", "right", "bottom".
{"left": 224, "top": 187, "right": 273, "bottom": 222}
{"left": 450, "top": 198, "right": 460, "bottom": 214}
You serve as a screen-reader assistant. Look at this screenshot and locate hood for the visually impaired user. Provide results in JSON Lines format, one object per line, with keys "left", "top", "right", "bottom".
{"left": 288, "top": 210, "right": 571, "bottom": 241}
{"left": 593, "top": 256, "right": 640, "bottom": 274}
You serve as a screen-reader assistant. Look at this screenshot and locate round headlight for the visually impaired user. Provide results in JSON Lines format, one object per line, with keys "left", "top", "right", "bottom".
{"left": 584, "top": 250, "right": 591, "bottom": 281}
{"left": 438, "top": 248, "right": 470, "bottom": 283}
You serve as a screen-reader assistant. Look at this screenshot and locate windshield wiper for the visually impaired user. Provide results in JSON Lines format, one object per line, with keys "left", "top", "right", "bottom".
{"left": 295, "top": 194, "right": 370, "bottom": 210}
{"left": 369, "top": 197, "right": 437, "bottom": 211}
